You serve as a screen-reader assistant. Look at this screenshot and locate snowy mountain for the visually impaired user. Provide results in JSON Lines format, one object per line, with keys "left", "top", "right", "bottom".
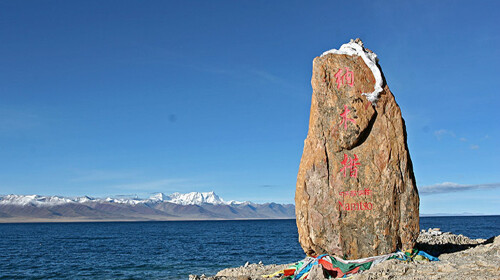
{"left": 149, "top": 191, "right": 228, "bottom": 205}
{"left": 0, "top": 194, "right": 75, "bottom": 206}
{"left": 0, "top": 192, "right": 294, "bottom": 222}
{"left": 0, "top": 192, "right": 234, "bottom": 206}
{"left": 0, "top": 194, "right": 145, "bottom": 206}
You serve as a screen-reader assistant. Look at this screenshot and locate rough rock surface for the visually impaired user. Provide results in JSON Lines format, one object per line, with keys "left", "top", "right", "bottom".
{"left": 188, "top": 263, "right": 293, "bottom": 280}
{"left": 295, "top": 39, "right": 419, "bottom": 259}
{"left": 351, "top": 234, "right": 500, "bottom": 280}
{"left": 416, "top": 228, "right": 486, "bottom": 256}
{"left": 190, "top": 230, "right": 500, "bottom": 280}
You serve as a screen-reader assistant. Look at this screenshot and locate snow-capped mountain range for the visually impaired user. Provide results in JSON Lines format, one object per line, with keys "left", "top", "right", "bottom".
{"left": 0, "top": 192, "right": 295, "bottom": 222}
{"left": 0, "top": 191, "right": 241, "bottom": 206}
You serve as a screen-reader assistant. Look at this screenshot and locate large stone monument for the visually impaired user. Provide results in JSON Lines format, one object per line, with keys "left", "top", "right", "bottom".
{"left": 295, "top": 39, "right": 420, "bottom": 259}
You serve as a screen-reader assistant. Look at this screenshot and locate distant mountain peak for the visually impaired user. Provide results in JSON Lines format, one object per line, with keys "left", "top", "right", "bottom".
{"left": 165, "top": 191, "right": 225, "bottom": 205}
{"left": 149, "top": 192, "right": 170, "bottom": 202}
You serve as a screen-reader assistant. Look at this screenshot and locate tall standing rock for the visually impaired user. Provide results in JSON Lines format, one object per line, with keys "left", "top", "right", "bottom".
{"left": 295, "top": 39, "right": 419, "bottom": 259}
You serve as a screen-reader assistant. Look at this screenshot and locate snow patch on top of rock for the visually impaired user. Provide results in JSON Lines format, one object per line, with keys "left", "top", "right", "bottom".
{"left": 321, "top": 38, "right": 383, "bottom": 104}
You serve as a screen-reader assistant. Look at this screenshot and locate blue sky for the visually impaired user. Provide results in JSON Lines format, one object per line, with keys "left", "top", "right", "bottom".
{"left": 0, "top": 1, "right": 499, "bottom": 214}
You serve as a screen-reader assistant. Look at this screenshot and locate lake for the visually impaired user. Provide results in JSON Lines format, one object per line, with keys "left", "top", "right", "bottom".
{"left": 1, "top": 216, "right": 498, "bottom": 279}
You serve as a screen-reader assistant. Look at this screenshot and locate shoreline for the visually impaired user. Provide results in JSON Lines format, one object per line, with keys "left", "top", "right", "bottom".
{"left": 190, "top": 229, "right": 500, "bottom": 279}
{"left": 0, "top": 217, "right": 297, "bottom": 224}
{"left": 1, "top": 215, "right": 499, "bottom": 224}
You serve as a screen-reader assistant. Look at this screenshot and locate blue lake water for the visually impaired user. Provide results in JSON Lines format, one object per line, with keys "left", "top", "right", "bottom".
{"left": 0, "top": 216, "right": 498, "bottom": 279}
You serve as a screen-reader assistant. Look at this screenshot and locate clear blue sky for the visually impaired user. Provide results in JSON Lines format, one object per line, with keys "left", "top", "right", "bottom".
{"left": 1, "top": 1, "right": 499, "bottom": 214}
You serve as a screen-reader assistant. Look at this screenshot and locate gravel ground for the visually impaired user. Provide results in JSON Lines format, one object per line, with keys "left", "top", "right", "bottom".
{"left": 189, "top": 229, "right": 500, "bottom": 280}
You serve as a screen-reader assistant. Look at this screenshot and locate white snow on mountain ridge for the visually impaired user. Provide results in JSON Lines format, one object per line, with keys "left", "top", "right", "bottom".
{"left": 0, "top": 192, "right": 244, "bottom": 206}
{"left": 156, "top": 191, "right": 226, "bottom": 205}
{"left": 0, "top": 194, "right": 76, "bottom": 206}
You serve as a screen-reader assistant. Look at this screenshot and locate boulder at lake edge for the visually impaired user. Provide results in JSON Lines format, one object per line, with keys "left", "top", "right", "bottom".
{"left": 295, "top": 39, "right": 420, "bottom": 259}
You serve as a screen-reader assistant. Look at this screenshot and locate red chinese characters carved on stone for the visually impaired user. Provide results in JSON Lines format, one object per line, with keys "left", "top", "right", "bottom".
{"left": 340, "top": 154, "right": 361, "bottom": 178}
{"left": 339, "top": 105, "right": 355, "bottom": 130}
{"left": 333, "top": 67, "right": 354, "bottom": 89}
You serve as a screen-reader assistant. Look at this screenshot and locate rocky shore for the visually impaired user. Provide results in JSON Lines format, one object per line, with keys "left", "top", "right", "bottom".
{"left": 189, "top": 229, "right": 500, "bottom": 279}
